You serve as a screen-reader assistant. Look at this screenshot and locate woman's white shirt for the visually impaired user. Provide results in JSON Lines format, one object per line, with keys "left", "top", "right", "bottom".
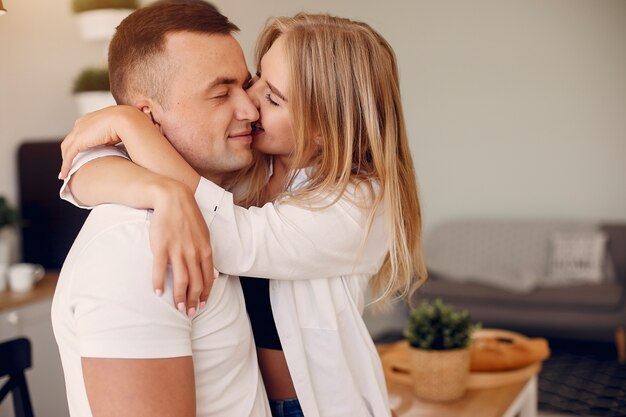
{"left": 195, "top": 174, "right": 390, "bottom": 417}
{"left": 59, "top": 146, "right": 131, "bottom": 209}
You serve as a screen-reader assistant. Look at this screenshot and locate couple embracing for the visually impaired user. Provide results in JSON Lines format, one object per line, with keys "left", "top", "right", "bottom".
{"left": 52, "top": 1, "right": 426, "bottom": 416}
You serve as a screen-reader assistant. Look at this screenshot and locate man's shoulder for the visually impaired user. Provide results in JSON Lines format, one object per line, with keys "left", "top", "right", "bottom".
{"left": 67, "top": 204, "right": 152, "bottom": 261}
{"left": 59, "top": 205, "right": 155, "bottom": 290}
{"left": 90, "top": 203, "right": 151, "bottom": 223}
{"left": 79, "top": 204, "right": 151, "bottom": 236}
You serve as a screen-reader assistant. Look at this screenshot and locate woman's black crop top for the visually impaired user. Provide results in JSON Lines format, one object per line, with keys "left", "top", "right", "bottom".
{"left": 239, "top": 276, "right": 283, "bottom": 350}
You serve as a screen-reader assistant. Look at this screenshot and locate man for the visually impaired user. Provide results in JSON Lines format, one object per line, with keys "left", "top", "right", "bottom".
{"left": 51, "top": 1, "right": 270, "bottom": 416}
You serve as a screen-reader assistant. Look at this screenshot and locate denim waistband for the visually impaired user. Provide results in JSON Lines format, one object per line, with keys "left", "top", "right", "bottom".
{"left": 269, "top": 398, "right": 303, "bottom": 417}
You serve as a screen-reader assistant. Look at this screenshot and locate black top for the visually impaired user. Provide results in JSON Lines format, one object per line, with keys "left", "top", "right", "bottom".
{"left": 240, "top": 277, "right": 283, "bottom": 350}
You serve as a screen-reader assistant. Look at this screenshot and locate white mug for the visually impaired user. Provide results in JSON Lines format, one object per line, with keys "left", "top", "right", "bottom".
{"left": 8, "top": 263, "right": 45, "bottom": 293}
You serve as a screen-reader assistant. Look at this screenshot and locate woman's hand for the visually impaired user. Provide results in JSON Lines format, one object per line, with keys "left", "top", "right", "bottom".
{"left": 149, "top": 180, "right": 215, "bottom": 316}
{"left": 60, "top": 105, "right": 153, "bottom": 179}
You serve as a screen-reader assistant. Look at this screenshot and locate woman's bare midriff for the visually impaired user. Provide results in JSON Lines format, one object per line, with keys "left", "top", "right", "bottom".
{"left": 256, "top": 347, "right": 298, "bottom": 400}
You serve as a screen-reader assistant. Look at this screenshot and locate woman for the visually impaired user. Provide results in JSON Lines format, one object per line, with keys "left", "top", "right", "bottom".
{"left": 60, "top": 13, "right": 425, "bottom": 417}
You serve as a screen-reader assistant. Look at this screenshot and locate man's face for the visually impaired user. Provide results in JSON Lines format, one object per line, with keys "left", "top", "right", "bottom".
{"left": 153, "top": 32, "right": 258, "bottom": 179}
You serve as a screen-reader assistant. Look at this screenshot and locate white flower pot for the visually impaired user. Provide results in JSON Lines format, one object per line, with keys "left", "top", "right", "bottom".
{"left": 0, "top": 227, "right": 15, "bottom": 264}
{"left": 0, "top": 235, "right": 10, "bottom": 266}
{"left": 75, "top": 9, "right": 134, "bottom": 42}
{"left": 74, "top": 91, "right": 116, "bottom": 116}
{"left": 0, "top": 239, "right": 8, "bottom": 291}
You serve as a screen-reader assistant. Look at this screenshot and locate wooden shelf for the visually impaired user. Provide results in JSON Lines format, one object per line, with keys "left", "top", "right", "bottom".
{"left": 0, "top": 271, "right": 59, "bottom": 312}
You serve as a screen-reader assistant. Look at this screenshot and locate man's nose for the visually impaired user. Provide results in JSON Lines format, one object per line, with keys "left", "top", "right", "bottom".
{"left": 246, "top": 78, "right": 262, "bottom": 109}
{"left": 237, "top": 91, "right": 259, "bottom": 122}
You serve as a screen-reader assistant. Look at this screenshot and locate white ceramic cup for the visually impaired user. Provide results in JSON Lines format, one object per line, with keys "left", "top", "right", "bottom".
{"left": 8, "top": 263, "right": 45, "bottom": 293}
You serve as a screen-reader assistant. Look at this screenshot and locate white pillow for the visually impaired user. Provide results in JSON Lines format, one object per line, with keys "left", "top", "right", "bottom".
{"left": 546, "top": 232, "right": 608, "bottom": 285}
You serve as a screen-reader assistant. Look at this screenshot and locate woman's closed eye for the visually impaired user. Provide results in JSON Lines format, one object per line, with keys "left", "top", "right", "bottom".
{"left": 265, "top": 92, "right": 279, "bottom": 106}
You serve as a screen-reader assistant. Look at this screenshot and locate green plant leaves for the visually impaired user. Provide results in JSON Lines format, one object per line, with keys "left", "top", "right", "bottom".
{"left": 0, "top": 196, "right": 19, "bottom": 229}
{"left": 404, "top": 298, "right": 480, "bottom": 350}
{"left": 72, "top": 0, "right": 139, "bottom": 13}
{"left": 73, "top": 68, "right": 110, "bottom": 93}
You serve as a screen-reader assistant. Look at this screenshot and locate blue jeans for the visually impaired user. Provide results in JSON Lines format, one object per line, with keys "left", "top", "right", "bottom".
{"left": 269, "top": 398, "right": 304, "bottom": 417}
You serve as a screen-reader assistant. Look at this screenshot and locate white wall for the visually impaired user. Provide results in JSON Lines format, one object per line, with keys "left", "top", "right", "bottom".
{"left": 1, "top": 0, "right": 625, "bottom": 235}
{"left": 0, "top": 1, "right": 108, "bottom": 202}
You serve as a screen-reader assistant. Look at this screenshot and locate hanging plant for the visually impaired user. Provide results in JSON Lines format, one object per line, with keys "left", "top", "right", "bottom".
{"left": 0, "top": 196, "right": 19, "bottom": 229}
{"left": 73, "top": 67, "right": 110, "bottom": 93}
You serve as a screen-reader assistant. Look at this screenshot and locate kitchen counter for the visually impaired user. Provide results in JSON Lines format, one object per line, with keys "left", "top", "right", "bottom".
{"left": 0, "top": 270, "right": 68, "bottom": 417}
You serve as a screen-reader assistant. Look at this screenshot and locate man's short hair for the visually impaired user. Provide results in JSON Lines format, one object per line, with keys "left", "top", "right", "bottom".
{"left": 108, "top": 0, "right": 239, "bottom": 105}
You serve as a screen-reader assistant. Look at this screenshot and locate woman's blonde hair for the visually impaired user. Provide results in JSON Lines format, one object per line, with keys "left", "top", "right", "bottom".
{"left": 234, "top": 13, "right": 427, "bottom": 303}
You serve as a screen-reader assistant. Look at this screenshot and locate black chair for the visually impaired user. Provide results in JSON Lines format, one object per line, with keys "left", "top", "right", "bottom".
{"left": 0, "top": 338, "right": 35, "bottom": 417}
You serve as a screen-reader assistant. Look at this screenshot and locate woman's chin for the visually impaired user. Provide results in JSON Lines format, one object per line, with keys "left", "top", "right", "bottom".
{"left": 251, "top": 138, "right": 266, "bottom": 152}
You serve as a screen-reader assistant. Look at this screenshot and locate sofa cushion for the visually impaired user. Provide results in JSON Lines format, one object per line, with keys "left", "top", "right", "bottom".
{"left": 546, "top": 231, "right": 608, "bottom": 285}
{"left": 420, "top": 274, "right": 624, "bottom": 311}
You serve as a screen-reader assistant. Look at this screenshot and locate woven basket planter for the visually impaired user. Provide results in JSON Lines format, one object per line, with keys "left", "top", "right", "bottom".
{"left": 409, "top": 347, "right": 471, "bottom": 402}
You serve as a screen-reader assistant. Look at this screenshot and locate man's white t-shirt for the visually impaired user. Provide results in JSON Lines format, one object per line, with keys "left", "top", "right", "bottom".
{"left": 51, "top": 203, "right": 270, "bottom": 417}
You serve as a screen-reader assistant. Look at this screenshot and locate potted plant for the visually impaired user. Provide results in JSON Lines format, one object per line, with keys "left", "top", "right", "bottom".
{"left": 73, "top": 67, "right": 116, "bottom": 115}
{"left": 72, "top": 0, "right": 139, "bottom": 42}
{"left": 0, "top": 196, "right": 20, "bottom": 277}
{"left": 403, "top": 298, "right": 481, "bottom": 402}
{"left": 0, "top": 197, "right": 19, "bottom": 231}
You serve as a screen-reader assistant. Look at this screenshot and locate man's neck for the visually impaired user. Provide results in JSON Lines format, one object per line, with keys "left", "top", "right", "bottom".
{"left": 198, "top": 170, "right": 225, "bottom": 187}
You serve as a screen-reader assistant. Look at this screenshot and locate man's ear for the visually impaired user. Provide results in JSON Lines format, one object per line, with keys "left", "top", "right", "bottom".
{"left": 134, "top": 100, "right": 164, "bottom": 134}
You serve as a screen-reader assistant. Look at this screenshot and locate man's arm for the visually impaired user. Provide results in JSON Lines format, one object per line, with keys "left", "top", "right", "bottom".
{"left": 82, "top": 357, "right": 195, "bottom": 417}
{"left": 69, "top": 219, "right": 199, "bottom": 417}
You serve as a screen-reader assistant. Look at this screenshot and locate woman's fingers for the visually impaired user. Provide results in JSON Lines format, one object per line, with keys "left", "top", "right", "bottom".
{"left": 151, "top": 246, "right": 168, "bottom": 298}
{"left": 148, "top": 180, "right": 213, "bottom": 316}
{"left": 185, "top": 255, "right": 203, "bottom": 316}
{"left": 151, "top": 238, "right": 208, "bottom": 318}
{"left": 60, "top": 115, "right": 94, "bottom": 179}
{"left": 171, "top": 257, "right": 189, "bottom": 315}
{"left": 59, "top": 106, "right": 130, "bottom": 179}
{"left": 60, "top": 132, "right": 80, "bottom": 179}
{"left": 199, "top": 254, "right": 215, "bottom": 308}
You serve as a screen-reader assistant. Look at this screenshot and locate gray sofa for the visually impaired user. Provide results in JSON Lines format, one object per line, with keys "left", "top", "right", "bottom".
{"left": 415, "top": 221, "right": 626, "bottom": 360}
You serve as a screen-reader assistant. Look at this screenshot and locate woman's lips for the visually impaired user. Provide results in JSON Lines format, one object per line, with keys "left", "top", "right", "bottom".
{"left": 252, "top": 122, "right": 265, "bottom": 137}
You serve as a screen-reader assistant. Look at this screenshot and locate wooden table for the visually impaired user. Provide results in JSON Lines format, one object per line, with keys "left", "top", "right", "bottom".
{"left": 0, "top": 271, "right": 59, "bottom": 312}
{"left": 388, "top": 375, "right": 537, "bottom": 417}
{"left": 379, "top": 338, "right": 541, "bottom": 417}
